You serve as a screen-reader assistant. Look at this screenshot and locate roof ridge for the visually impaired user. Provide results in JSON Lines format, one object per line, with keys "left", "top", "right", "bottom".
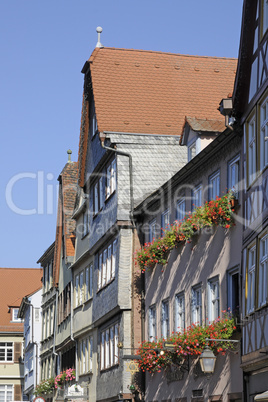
{"left": 98, "top": 46, "right": 237, "bottom": 60}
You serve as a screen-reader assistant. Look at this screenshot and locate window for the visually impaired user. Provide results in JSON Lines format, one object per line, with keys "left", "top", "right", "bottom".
{"left": 191, "top": 285, "right": 202, "bottom": 324}
{"left": 161, "top": 209, "right": 170, "bottom": 236}
{"left": 100, "top": 323, "right": 119, "bottom": 370}
{"left": 79, "top": 271, "right": 84, "bottom": 305}
{"left": 92, "top": 110, "right": 98, "bottom": 136}
{"left": 227, "top": 267, "right": 240, "bottom": 316}
{"left": 161, "top": 300, "right": 169, "bottom": 338}
{"left": 0, "top": 343, "right": 13, "bottom": 362}
{"left": 98, "top": 239, "right": 117, "bottom": 290}
{"left": 260, "top": 96, "right": 268, "bottom": 170}
{"left": 175, "top": 292, "right": 185, "bottom": 332}
{"left": 247, "top": 245, "right": 256, "bottom": 314}
{"left": 34, "top": 308, "right": 40, "bottom": 323}
{"left": 85, "top": 264, "right": 93, "bottom": 301}
{"left": 208, "top": 170, "right": 220, "bottom": 201}
{"left": 228, "top": 155, "right": 240, "bottom": 195}
{"left": 75, "top": 274, "right": 79, "bottom": 307}
{"left": 106, "top": 160, "right": 116, "bottom": 199}
{"left": 148, "top": 305, "right": 156, "bottom": 341}
{"left": 262, "top": 0, "right": 268, "bottom": 36}
{"left": 93, "top": 176, "right": 104, "bottom": 215}
{"left": 0, "top": 385, "right": 13, "bottom": 402}
{"left": 176, "top": 198, "right": 186, "bottom": 222}
{"left": 192, "top": 184, "right": 202, "bottom": 210}
{"left": 247, "top": 115, "right": 256, "bottom": 185}
{"left": 83, "top": 210, "right": 89, "bottom": 237}
{"left": 207, "top": 277, "right": 220, "bottom": 322}
{"left": 188, "top": 141, "right": 196, "bottom": 161}
{"left": 149, "top": 219, "right": 157, "bottom": 243}
{"left": 259, "top": 234, "right": 268, "bottom": 307}
{"left": 12, "top": 308, "right": 22, "bottom": 323}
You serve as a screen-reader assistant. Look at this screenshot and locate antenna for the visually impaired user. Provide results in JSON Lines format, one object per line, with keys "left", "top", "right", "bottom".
{"left": 96, "top": 27, "right": 103, "bottom": 48}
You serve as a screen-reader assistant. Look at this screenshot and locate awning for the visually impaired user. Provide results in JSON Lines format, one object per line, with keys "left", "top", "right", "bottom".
{"left": 254, "top": 391, "right": 268, "bottom": 401}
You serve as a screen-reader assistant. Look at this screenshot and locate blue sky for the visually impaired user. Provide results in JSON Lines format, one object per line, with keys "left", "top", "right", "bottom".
{"left": 0, "top": 0, "right": 243, "bottom": 268}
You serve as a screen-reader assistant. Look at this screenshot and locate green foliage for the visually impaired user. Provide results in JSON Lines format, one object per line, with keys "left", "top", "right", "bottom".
{"left": 135, "top": 192, "right": 237, "bottom": 272}
{"left": 136, "top": 315, "right": 236, "bottom": 373}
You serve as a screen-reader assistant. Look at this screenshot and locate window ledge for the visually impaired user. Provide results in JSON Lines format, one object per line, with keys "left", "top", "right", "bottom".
{"left": 97, "top": 277, "right": 115, "bottom": 294}
{"left": 105, "top": 191, "right": 116, "bottom": 204}
{"left": 79, "top": 371, "right": 93, "bottom": 378}
{"left": 100, "top": 363, "right": 119, "bottom": 373}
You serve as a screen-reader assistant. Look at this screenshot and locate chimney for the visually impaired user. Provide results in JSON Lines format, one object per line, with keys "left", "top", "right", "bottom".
{"left": 96, "top": 26, "right": 103, "bottom": 48}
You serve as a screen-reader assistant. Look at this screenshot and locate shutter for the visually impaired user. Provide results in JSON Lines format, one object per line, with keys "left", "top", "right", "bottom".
{"left": 14, "top": 384, "right": 21, "bottom": 401}
{"left": 14, "top": 342, "right": 21, "bottom": 363}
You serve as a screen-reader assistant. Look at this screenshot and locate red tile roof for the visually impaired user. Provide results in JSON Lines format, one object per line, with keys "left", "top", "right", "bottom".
{"left": 89, "top": 47, "right": 237, "bottom": 136}
{"left": 0, "top": 268, "right": 42, "bottom": 333}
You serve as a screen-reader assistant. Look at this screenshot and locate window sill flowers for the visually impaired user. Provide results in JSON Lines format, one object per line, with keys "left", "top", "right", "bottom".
{"left": 136, "top": 315, "right": 236, "bottom": 374}
{"left": 136, "top": 191, "right": 237, "bottom": 272}
{"left": 34, "top": 368, "right": 76, "bottom": 396}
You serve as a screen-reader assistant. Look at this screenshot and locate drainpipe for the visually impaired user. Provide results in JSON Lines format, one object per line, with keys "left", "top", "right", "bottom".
{"left": 100, "top": 133, "right": 134, "bottom": 222}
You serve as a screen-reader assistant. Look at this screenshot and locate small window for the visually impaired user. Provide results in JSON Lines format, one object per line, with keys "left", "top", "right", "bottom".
{"left": 161, "top": 209, "right": 170, "bottom": 236}
{"left": 98, "top": 238, "right": 118, "bottom": 291}
{"left": 149, "top": 219, "right": 157, "bottom": 243}
{"left": 227, "top": 267, "right": 240, "bottom": 316}
{"left": 85, "top": 264, "right": 93, "bottom": 301}
{"left": 247, "top": 115, "right": 256, "bottom": 186}
{"left": 83, "top": 210, "right": 89, "bottom": 237}
{"left": 175, "top": 292, "right": 185, "bottom": 332}
{"left": 188, "top": 141, "right": 196, "bottom": 161}
{"left": 161, "top": 300, "right": 169, "bottom": 339}
{"left": 100, "top": 323, "right": 119, "bottom": 370}
{"left": 192, "top": 184, "right": 202, "bottom": 210}
{"left": 93, "top": 177, "right": 104, "bottom": 215}
{"left": 12, "top": 308, "right": 23, "bottom": 323}
{"left": 259, "top": 234, "right": 268, "bottom": 307}
{"left": 260, "top": 96, "right": 268, "bottom": 170}
{"left": 176, "top": 198, "right": 186, "bottom": 222}
{"left": 208, "top": 170, "right": 220, "bottom": 201}
{"left": 0, "top": 342, "right": 13, "bottom": 362}
{"left": 92, "top": 111, "right": 98, "bottom": 136}
{"left": 247, "top": 245, "right": 256, "bottom": 314}
{"left": 228, "top": 155, "right": 240, "bottom": 196}
{"left": 207, "top": 277, "right": 220, "bottom": 322}
{"left": 191, "top": 284, "right": 202, "bottom": 324}
{"left": 148, "top": 305, "right": 156, "bottom": 342}
{"left": 106, "top": 160, "right": 117, "bottom": 199}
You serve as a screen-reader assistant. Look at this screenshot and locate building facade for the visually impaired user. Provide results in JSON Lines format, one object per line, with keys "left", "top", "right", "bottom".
{"left": 0, "top": 268, "right": 42, "bottom": 402}
{"left": 232, "top": 0, "right": 268, "bottom": 400}
{"left": 18, "top": 288, "right": 42, "bottom": 401}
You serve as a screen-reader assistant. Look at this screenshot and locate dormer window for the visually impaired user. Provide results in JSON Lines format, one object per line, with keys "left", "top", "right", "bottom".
{"left": 12, "top": 308, "right": 23, "bottom": 323}
{"left": 188, "top": 141, "right": 196, "bottom": 161}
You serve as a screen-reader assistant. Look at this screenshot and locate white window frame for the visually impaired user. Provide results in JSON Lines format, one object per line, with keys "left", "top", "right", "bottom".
{"left": 175, "top": 292, "right": 185, "bottom": 333}
{"left": 106, "top": 160, "right": 116, "bottom": 199}
{"left": 85, "top": 264, "right": 93, "bottom": 301}
{"left": 149, "top": 218, "right": 157, "bottom": 243}
{"left": 191, "top": 284, "right": 202, "bottom": 325}
{"left": 259, "top": 233, "right": 268, "bottom": 307}
{"left": 192, "top": 184, "right": 202, "bottom": 210}
{"left": 12, "top": 308, "right": 23, "bottom": 323}
{"left": 208, "top": 170, "right": 220, "bottom": 201}
{"left": 247, "top": 244, "right": 256, "bottom": 314}
{"left": 0, "top": 385, "right": 13, "bottom": 402}
{"left": 161, "top": 299, "right": 169, "bottom": 339}
{"left": 98, "top": 239, "right": 117, "bottom": 291}
{"left": 188, "top": 140, "right": 196, "bottom": 161}
{"left": 161, "top": 209, "right": 170, "bottom": 236}
{"left": 228, "top": 154, "right": 240, "bottom": 196}
{"left": 176, "top": 198, "right": 186, "bottom": 222}
{"left": 0, "top": 342, "right": 13, "bottom": 362}
{"left": 260, "top": 96, "right": 268, "bottom": 170}
{"left": 100, "top": 323, "right": 119, "bottom": 370}
{"left": 92, "top": 110, "right": 98, "bottom": 136}
{"left": 148, "top": 305, "right": 156, "bottom": 342}
{"left": 247, "top": 115, "right": 256, "bottom": 186}
{"left": 79, "top": 271, "right": 84, "bottom": 305}
{"left": 93, "top": 176, "right": 104, "bottom": 216}
{"left": 207, "top": 276, "right": 220, "bottom": 322}
{"left": 75, "top": 274, "right": 79, "bottom": 307}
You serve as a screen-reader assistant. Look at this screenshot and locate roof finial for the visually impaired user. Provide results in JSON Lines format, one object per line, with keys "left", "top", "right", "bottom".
{"left": 67, "top": 149, "right": 72, "bottom": 163}
{"left": 96, "top": 26, "right": 103, "bottom": 48}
